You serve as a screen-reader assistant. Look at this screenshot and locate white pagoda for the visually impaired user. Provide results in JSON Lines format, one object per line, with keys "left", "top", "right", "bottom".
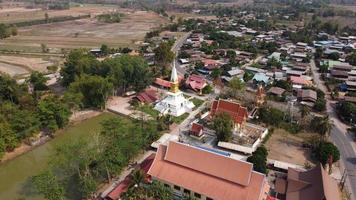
{"left": 154, "top": 63, "right": 195, "bottom": 117}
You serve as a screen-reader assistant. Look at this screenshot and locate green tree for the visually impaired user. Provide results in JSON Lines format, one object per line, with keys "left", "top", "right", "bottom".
{"left": 202, "top": 84, "right": 213, "bottom": 94}
{"left": 300, "top": 105, "right": 310, "bottom": 119}
{"left": 310, "top": 116, "right": 332, "bottom": 139}
{"left": 337, "top": 101, "right": 356, "bottom": 123}
{"left": 247, "top": 146, "right": 268, "bottom": 174}
{"left": 313, "top": 141, "right": 340, "bottom": 166}
{"left": 100, "top": 44, "right": 109, "bottom": 56}
{"left": 28, "top": 72, "right": 49, "bottom": 91}
{"left": 228, "top": 77, "right": 245, "bottom": 97}
{"left": 0, "top": 122, "right": 18, "bottom": 157}
{"left": 328, "top": 52, "right": 340, "bottom": 60}
{"left": 243, "top": 71, "right": 254, "bottom": 82}
{"left": 210, "top": 68, "right": 221, "bottom": 79}
{"left": 60, "top": 49, "right": 99, "bottom": 87}
{"left": 37, "top": 96, "right": 71, "bottom": 133}
{"left": 154, "top": 42, "right": 175, "bottom": 76}
{"left": 315, "top": 47, "right": 323, "bottom": 59}
{"left": 67, "top": 75, "right": 113, "bottom": 109}
{"left": 212, "top": 113, "right": 233, "bottom": 142}
{"left": 319, "top": 62, "right": 329, "bottom": 73}
{"left": 346, "top": 52, "right": 356, "bottom": 66}
{"left": 0, "top": 74, "right": 28, "bottom": 104}
{"left": 32, "top": 171, "right": 65, "bottom": 200}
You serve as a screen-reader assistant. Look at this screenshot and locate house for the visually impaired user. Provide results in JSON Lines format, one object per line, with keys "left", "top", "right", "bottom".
{"left": 252, "top": 73, "right": 271, "bottom": 85}
{"left": 330, "top": 70, "right": 349, "bottom": 80}
{"left": 290, "top": 52, "right": 308, "bottom": 62}
{"left": 268, "top": 87, "right": 286, "bottom": 97}
{"left": 135, "top": 89, "right": 158, "bottom": 104}
{"left": 297, "top": 89, "right": 317, "bottom": 107}
{"left": 190, "top": 122, "right": 204, "bottom": 138}
{"left": 275, "top": 165, "right": 340, "bottom": 200}
{"left": 185, "top": 74, "right": 207, "bottom": 94}
{"left": 202, "top": 59, "right": 221, "bottom": 70}
{"left": 346, "top": 80, "right": 356, "bottom": 91}
{"left": 180, "top": 58, "right": 190, "bottom": 64}
{"left": 332, "top": 63, "right": 353, "bottom": 72}
{"left": 210, "top": 99, "right": 248, "bottom": 130}
{"left": 227, "top": 68, "right": 244, "bottom": 77}
{"left": 148, "top": 141, "right": 269, "bottom": 200}
{"left": 289, "top": 76, "right": 312, "bottom": 89}
{"left": 268, "top": 52, "right": 281, "bottom": 62}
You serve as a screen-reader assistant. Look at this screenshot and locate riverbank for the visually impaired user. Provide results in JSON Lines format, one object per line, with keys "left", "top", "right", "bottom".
{"left": 0, "top": 109, "right": 102, "bottom": 164}
{"left": 0, "top": 113, "right": 116, "bottom": 200}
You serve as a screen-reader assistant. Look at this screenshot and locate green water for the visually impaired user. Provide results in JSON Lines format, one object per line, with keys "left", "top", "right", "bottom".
{"left": 0, "top": 113, "right": 116, "bottom": 200}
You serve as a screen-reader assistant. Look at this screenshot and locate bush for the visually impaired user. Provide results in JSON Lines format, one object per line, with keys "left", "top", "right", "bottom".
{"left": 202, "top": 84, "right": 213, "bottom": 94}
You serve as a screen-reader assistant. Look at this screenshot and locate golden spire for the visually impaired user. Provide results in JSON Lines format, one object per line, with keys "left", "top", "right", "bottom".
{"left": 170, "top": 61, "right": 179, "bottom": 93}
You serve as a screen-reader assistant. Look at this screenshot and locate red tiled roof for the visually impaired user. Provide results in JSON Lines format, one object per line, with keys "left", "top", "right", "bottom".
{"left": 210, "top": 99, "right": 248, "bottom": 124}
{"left": 190, "top": 123, "right": 203, "bottom": 137}
{"left": 148, "top": 142, "right": 266, "bottom": 200}
{"left": 107, "top": 176, "right": 131, "bottom": 200}
{"left": 140, "top": 153, "right": 156, "bottom": 174}
{"left": 136, "top": 89, "right": 158, "bottom": 104}
{"left": 290, "top": 76, "right": 311, "bottom": 86}
{"left": 185, "top": 74, "right": 207, "bottom": 91}
{"left": 155, "top": 78, "right": 171, "bottom": 88}
{"left": 107, "top": 154, "right": 156, "bottom": 200}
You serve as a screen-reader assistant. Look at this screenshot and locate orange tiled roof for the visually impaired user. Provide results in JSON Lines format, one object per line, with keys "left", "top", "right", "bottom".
{"left": 148, "top": 142, "right": 266, "bottom": 200}
{"left": 210, "top": 99, "right": 248, "bottom": 124}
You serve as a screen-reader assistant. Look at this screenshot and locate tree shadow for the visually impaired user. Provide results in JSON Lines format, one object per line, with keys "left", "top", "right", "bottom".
{"left": 346, "top": 157, "right": 356, "bottom": 165}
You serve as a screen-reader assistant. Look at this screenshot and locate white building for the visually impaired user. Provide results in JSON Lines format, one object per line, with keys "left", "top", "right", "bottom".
{"left": 154, "top": 63, "right": 195, "bottom": 117}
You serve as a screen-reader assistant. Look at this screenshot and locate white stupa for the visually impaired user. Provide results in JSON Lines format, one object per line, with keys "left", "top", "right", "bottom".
{"left": 154, "top": 63, "right": 195, "bottom": 117}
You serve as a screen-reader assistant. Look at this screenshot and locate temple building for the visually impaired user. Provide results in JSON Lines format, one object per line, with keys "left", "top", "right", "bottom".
{"left": 255, "top": 85, "right": 266, "bottom": 107}
{"left": 154, "top": 63, "right": 195, "bottom": 117}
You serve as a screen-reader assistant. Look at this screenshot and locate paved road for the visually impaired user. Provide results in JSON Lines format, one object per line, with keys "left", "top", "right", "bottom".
{"left": 310, "top": 59, "right": 356, "bottom": 199}
{"left": 171, "top": 32, "right": 191, "bottom": 75}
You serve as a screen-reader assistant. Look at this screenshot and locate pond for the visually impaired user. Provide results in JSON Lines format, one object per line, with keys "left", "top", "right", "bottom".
{"left": 0, "top": 113, "right": 116, "bottom": 200}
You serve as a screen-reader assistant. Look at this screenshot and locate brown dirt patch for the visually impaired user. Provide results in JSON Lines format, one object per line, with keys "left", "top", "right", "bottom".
{"left": 265, "top": 129, "right": 313, "bottom": 166}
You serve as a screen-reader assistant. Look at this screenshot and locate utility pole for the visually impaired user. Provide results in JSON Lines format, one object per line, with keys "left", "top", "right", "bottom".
{"left": 340, "top": 169, "right": 347, "bottom": 191}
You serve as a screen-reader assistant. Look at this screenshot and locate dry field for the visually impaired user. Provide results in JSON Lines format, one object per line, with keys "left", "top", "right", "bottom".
{"left": 265, "top": 129, "right": 314, "bottom": 166}
{"left": 330, "top": 4, "right": 356, "bottom": 12}
{"left": 0, "top": 55, "right": 59, "bottom": 77}
{"left": 0, "top": 4, "right": 117, "bottom": 24}
{"left": 0, "top": 10, "right": 169, "bottom": 53}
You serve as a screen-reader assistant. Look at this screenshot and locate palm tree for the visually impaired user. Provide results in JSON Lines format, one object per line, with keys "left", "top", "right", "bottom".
{"left": 318, "top": 116, "right": 332, "bottom": 140}
{"left": 131, "top": 169, "right": 145, "bottom": 187}
{"left": 300, "top": 105, "right": 310, "bottom": 120}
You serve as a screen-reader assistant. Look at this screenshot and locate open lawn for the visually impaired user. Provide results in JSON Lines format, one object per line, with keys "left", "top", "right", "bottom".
{"left": 265, "top": 129, "right": 314, "bottom": 166}
{"left": 0, "top": 10, "right": 169, "bottom": 53}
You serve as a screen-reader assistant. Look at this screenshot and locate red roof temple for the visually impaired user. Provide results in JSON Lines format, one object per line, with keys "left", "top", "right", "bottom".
{"left": 210, "top": 99, "right": 248, "bottom": 125}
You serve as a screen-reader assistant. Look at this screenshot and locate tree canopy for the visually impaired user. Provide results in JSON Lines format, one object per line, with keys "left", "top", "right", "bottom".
{"left": 247, "top": 146, "right": 268, "bottom": 174}
{"left": 212, "top": 113, "right": 233, "bottom": 142}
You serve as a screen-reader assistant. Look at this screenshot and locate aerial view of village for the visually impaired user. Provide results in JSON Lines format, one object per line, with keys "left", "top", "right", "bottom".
{"left": 0, "top": 0, "right": 356, "bottom": 200}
